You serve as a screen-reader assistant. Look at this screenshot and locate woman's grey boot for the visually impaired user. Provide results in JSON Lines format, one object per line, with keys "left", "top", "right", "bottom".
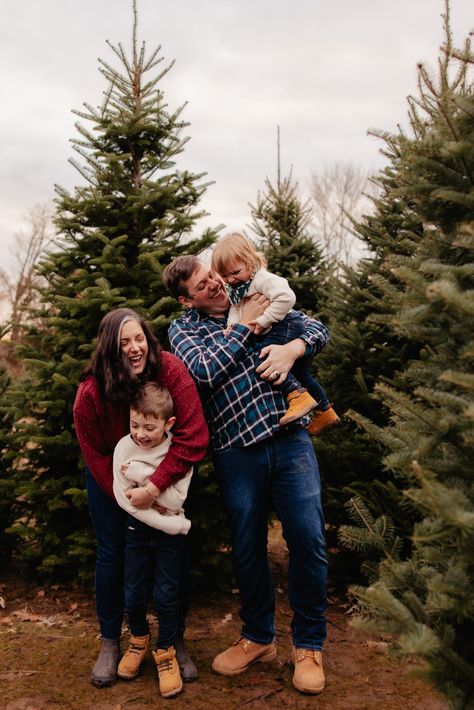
{"left": 175, "top": 633, "right": 198, "bottom": 682}
{"left": 90, "top": 638, "right": 120, "bottom": 687}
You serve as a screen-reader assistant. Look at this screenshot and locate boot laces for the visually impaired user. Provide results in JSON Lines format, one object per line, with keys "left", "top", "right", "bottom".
{"left": 126, "top": 641, "right": 146, "bottom": 656}
{"left": 157, "top": 655, "right": 174, "bottom": 673}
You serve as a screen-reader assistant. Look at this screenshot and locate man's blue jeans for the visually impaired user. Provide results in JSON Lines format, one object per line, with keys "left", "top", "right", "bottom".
{"left": 212, "top": 427, "right": 327, "bottom": 650}
{"left": 123, "top": 518, "right": 187, "bottom": 649}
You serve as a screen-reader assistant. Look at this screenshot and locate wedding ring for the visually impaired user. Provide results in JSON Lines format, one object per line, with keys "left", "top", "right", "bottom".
{"left": 272, "top": 371, "right": 280, "bottom": 379}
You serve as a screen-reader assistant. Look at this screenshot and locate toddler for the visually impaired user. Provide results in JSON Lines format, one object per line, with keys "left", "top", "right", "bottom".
{"left": 211, "top": 232, "right": 339, "bottom": 434}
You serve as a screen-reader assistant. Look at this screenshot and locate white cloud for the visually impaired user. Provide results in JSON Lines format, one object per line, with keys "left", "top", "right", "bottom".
{"left": 0, "top": 0, "right": 472, "bottom": 269}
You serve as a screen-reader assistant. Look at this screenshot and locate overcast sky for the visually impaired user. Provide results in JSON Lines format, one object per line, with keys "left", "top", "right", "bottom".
{"left": 0, "top": 0, "right": 472, "bottom": 273}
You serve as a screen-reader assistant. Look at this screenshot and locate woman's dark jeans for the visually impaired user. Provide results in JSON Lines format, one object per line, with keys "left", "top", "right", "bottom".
{"left": 256, "top": 311, "right": 330, "bottom": 409}
{"left": 85, "top": 468, "right": 125, "bottom": 640}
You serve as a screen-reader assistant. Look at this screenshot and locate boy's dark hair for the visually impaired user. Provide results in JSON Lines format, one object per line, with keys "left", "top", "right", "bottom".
{"left": 162, "top": 255, "right": 202, "bottom": 298}
{"left": 130, "top": 382, "right": 174, "bottom": 421}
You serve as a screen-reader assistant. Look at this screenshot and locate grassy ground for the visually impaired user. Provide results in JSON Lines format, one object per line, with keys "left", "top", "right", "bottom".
{"left": 0, "top": 527, "right": 447, "bottom": 710}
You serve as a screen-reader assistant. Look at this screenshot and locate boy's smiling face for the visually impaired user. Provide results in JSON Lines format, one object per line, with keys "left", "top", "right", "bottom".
{"left": 130, "top": 410, "right": 175, "bottom": 449}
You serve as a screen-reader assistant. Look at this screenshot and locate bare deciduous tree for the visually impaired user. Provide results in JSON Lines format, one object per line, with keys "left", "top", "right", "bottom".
{"left": 0, "top": 203, "right": 54, "bottom": 342}
{"left": 311, "top": 162, "right": 376, "bottom": 264}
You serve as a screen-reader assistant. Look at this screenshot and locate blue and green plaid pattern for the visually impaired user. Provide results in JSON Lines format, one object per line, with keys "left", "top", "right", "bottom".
{"left": 168, "top": 308, "right": 329, "bottom": 451}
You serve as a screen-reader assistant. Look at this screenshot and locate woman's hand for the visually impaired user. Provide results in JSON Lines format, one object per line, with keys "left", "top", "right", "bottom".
{"left": 126, "top": 482, "right": 160, "bottom": 509}
{"left": 256, "top": 339, "right": 306, "bottom": 386}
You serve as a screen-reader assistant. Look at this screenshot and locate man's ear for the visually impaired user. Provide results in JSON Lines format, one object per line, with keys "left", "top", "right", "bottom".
{"left": 178, "top": 295, "right": 192, "bottom": 309}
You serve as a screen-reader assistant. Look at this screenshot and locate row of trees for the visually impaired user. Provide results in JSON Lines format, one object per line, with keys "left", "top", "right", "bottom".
{"left": 0, "top": 1, "right": 472, "bottom": 706}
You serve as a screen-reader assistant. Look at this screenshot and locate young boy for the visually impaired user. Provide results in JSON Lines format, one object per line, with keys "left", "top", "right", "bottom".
{"left": 112, "top": 382, "right": 192, "bottom": 698}
{"left": 211, "top": 232, "right": 339, "bottom": 434}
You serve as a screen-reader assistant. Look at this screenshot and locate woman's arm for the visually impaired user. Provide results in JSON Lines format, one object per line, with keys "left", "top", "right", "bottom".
{"left": 147, "top": 353, "right": 209, "bottom": 492}
{"left": 73, "top": 381, "right": 115, "bottom": 499}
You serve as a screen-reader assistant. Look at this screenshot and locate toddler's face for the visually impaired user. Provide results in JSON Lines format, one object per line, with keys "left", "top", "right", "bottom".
{"left": 129, "top": 410, "right": 174, "bottom": 448}
{"left": 219, "top": 259, "right": 252, "bottom": 286}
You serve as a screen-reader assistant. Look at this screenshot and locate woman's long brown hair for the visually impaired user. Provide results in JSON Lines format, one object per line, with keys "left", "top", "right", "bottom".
{"left": 82, "top": 308, "right": 162, "bottom": 401}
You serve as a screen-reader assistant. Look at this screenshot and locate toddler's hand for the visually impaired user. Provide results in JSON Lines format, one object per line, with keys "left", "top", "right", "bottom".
{"left": 121, "top": 462, "right": 129, "bottom": 474}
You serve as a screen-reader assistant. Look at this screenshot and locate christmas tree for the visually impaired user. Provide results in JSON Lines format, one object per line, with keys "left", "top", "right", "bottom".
{"left": 340, "top": 6, "right": 474, "bottom": 704}
{"left": 249, "top": 128, "right": 329, "bottom": 315}
{"left": 1, "top": 2, "right": 216, "bottom": 579}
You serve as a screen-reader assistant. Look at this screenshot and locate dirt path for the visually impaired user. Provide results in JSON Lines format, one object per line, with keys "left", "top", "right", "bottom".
{"left": 0, "top": 528, "right": 447, "bottom": 710}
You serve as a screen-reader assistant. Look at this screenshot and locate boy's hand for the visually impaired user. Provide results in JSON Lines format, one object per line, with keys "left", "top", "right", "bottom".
{"left": 121, "top": 462, "right": 129, "bottom": 474}
{"left": 252, "top": 323, "right": 265, "bottom": 335}
{"left": 126, "top": 482, "right": 160, "bottom": 509}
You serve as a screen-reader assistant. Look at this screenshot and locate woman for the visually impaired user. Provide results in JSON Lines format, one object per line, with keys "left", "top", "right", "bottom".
{"left": 73, "top": 308, "right": 209, "bottom": 687}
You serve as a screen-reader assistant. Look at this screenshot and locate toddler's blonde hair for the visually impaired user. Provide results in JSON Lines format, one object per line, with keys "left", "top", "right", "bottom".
{"left": 211, "top": 232, "right": 267, "bottom": 276}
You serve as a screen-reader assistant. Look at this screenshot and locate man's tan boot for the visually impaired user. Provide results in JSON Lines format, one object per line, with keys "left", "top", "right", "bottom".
{"left": 152, "top": 647, "right": 183, "bottom": 698}
{"left": 292, "top": 647, "right": 325, "bottom": 694}
{"left": 212, "top": 637, "right": 277, "bottom": 676}
{"left": 279, "top": 390, "right": 317, "bottom": 426}
{"left": 117, "top": 634, "right": 149, "bottom": 679}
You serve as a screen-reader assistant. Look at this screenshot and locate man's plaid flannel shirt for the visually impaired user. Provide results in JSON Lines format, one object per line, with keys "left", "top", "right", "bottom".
{"left": 168, "top": 308, "right": 329, "bottom": 451}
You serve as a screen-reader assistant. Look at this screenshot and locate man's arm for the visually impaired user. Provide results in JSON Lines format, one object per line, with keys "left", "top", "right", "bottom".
{"left": 169, "top": 295, "right": 269, "bottom": 388}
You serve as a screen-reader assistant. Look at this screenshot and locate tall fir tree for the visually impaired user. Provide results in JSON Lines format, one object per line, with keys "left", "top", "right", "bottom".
{"left": 249, "top": 128, "right": 329, "bottom": 316}
{"left": 0, "top": 3, "right": 219, "bottom": 580}
{"left": 339, "top": 6, "right": 474, "bottom": 705}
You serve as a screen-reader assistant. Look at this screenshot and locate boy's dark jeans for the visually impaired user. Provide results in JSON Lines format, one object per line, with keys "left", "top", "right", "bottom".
{"left": 256, "top": 310, "right": 330, "bottom": 409}
{"left": 124, "top": 516, "right": 186, "bottom": 649}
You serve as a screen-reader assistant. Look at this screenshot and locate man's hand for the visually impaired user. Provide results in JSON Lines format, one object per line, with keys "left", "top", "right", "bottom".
{"left": 256, "top": 339, "right": 306, "bottom": 385}
{"left": 239, "top": 293, "right": 270, "bottom": 331}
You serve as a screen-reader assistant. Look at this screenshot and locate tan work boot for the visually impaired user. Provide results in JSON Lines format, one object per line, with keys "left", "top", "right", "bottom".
{"left": 152, "top": 646, "right": 183, "bottom": 698}
{"left": 306, "top": 406, "right": 340, "bottom": 435}
{"left": 292, "top": 647, "right": 325, "bottom": 694}
{"left": 212, "top": 637, "right": 277, "bottom": 676}
{"left": 117, "top": 633, "right": 150, "bottom": 680}
{"left": 279, "top": 390, "right": 318, "bottom": 426}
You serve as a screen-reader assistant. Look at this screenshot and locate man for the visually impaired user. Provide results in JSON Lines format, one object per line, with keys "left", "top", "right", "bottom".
{"left": 163, "top": 255, "right": 329, "bottom": 695}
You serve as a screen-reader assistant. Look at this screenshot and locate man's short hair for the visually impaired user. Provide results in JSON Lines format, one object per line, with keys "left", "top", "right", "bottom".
{"left": 130, "top": 382, "right": 174, "bottom": 421}
{"left": 163, "top": 255, "right": 202, "bottom": 299}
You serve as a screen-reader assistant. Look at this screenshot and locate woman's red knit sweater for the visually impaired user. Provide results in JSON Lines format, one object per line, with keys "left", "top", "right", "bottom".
{"left": 73, "top": 351, "right": 209, "bottom": 499}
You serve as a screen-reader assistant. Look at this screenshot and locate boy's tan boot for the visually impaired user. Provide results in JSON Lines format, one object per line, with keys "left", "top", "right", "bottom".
{"left": 212, "top": 637, "right": 277, "bottom": 676}
{"left": 152, "top": 646, "right": 183, "bottom": 698}
{"left": 292, "top": 647, "right": 325, "bottom": 694}
{"left": 306, "top": 406, "right": 340, "bottom": 435}
{"left": 279, "top": 390, "right": 317, "bottom": 426}
{"left": 117, "top": 634, "right": 150, "bottom": 679}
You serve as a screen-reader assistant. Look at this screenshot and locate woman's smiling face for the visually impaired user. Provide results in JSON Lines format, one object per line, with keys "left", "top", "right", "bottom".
{"left": 119, "top": 319, "right": 149, "bottom": 375}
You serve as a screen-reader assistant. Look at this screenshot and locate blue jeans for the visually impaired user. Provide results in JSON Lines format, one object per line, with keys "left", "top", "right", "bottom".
{"left": 124, "top": 517, "right": 187, "bottom": 649}
{"left": 85, "top": 468, "right": 192, "bottom": 641}
{"left": 212, "top": 427, "right": 327, "bottom": 649}
{"left": 257, "top": 312, "right": 330, "bottom": 409}
{"left": 85, "top": 469, "right": 125, "bottom": 640}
